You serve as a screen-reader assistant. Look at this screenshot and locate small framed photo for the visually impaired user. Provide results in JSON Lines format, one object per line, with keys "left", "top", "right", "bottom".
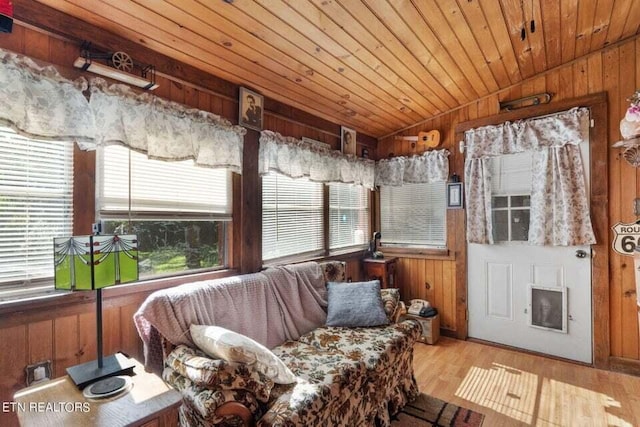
{"left": 341, "top": 126, "right": 356, "bottom": 155}
{"left": 446, "top": 182, "right": 463, "bottom": 209}
{"left": 239, "top": 87, "right": 263, "bottom": 131}
{"left": 529, "top": 285, "right": 567, "bottom": 333}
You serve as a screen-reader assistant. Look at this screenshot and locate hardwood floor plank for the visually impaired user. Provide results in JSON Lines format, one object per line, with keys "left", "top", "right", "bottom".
{"left": 413, "top": 338, "right": 640, "bottom": 426}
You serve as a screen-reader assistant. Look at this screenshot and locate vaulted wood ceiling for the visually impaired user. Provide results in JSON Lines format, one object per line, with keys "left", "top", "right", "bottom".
{"left": 32, "top": 0, "right": 640, "bottom": 138}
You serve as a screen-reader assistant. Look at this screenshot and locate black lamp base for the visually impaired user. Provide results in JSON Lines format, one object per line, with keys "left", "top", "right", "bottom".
{"left": 82, "top": 376, "right": 132, "bottom": 399}
{"left": 67, "top": 352, "right": 135, "bottom": 389}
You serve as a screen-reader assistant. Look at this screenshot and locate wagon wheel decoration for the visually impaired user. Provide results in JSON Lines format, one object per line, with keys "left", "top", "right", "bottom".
{"left": 111, "top": 51, "right": 134, "bottom": 72}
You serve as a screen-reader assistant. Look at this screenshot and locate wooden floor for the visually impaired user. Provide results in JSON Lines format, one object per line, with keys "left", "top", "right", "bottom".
{"left": 413, "top": 338, "right": 640, "bottom": 427}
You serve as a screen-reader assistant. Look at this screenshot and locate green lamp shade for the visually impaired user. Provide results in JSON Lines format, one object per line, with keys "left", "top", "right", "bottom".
{"left": 54, "top": 235, "right": 138, "bottom": 291}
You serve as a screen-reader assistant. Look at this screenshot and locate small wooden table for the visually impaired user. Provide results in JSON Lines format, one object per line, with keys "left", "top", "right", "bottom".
{"left": 14, "top": 358, "right": 182, "bottom": 427}
{"left": 363, "top": 257, "right": 397, "bottom": 289}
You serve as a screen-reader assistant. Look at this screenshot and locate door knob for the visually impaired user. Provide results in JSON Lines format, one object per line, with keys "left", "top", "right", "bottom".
{"left": 576, "top": 249, "right": 587, "bottom": 258}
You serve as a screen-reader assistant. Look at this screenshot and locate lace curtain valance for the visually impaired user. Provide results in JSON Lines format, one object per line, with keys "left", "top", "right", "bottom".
{"left": 374, "top": 150, "right": 449, "bottom": 186}
{"left": 465, "top": 107, "right": 590, "bottom": 159}
{"left": 0, "top": 48, "right": 95, "bottom": 145}
{"left": 0, "top": 50, "right": 245, "bottom": 173}
{"left": 464, "top": 107, "right": 596, "bottom": 246}
{"left": 89, "top": 78, "right": 246, "bottom": 173}
{"left": 259, "top": 131, "right": 375, "bottom": 188}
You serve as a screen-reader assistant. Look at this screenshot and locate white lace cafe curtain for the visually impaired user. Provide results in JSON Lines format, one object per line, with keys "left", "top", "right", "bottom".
{"left": 464, "top": 107, "right": 596, "bottom": 246}
{"left": 375, "top": 150, "right": 449, "bottom": 186}
{"left": 259, "top": 130, "right": 375, "bottom": 188}
{"left": 0, "top": 49, "right": 245, "bottom": 173}
{"left": 0, "top": 48, "right": 95, "bottom": 146}
{"left": 89, "top": 78, "right": 246, "bottom": 173}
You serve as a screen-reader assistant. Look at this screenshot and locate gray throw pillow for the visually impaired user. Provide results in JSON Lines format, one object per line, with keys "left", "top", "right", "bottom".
{"left": 326, "top": 280, "right": 389, "bottom": 327}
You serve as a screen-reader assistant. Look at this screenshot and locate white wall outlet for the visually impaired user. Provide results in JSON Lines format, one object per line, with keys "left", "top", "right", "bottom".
{"left": 25, "top": 360, "right": 52, "bottom": 386}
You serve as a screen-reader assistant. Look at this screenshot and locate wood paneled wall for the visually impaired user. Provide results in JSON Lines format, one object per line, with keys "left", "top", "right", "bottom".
{"left": 396, "top": 259, "right": 457, "bottom": 331}
{"left": 377, "top": 36, "right": 640, "bottom": 366}
{"left": 0, "top": 290, "right": 155, "bottom": 427}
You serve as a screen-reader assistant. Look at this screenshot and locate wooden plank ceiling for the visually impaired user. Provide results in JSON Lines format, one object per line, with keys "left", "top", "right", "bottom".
{"left": 33, "top": 0, "right": 640, "bottom": 138}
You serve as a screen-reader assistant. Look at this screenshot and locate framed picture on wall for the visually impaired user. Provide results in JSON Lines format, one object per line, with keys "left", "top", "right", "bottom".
{"left": 341, "top": 126, "right": 356, "bottom": 155}
{"left": 529, "top": 285, "right": 567, "bottom": 333}
{"left": 446, "top": 182, "right": 463, "bottom": 209}
{"left": 239, "top": 87, "right": 263, "bottom": 131}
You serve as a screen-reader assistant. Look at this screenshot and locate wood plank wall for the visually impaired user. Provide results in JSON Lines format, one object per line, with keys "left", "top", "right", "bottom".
{"left": 376, "top": 37, "right": 640, "bottom": 364}
{"left": 0, "top": 24, "right": 365, "bottom": 426}
{"left": 395, "top": 259, "right": 457, "bottom": 332}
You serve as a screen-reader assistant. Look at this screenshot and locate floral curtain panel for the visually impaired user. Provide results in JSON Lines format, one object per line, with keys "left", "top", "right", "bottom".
{"left": 259, "top": 130, "right": 375, "bottom": 188}
{"left": 89, "top": 78, "right": 246, "bottom": 173}
{"left": 374, "top": 150, "right": 449, "bottom": 186}
{"left": 464, "top": 107, "right": 596, "bottom": 246}
{"left": 0, "top": 48, "right": 95, "bottom": 145}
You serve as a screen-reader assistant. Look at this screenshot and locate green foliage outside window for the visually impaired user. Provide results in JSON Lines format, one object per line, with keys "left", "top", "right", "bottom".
{"left": 102, "top": 220, "right": 224, "bottom": 277}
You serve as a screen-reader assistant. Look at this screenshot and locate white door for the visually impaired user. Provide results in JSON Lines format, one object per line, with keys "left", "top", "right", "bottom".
{"left": 467, "top": 138, "right": 592, "bottom": 363}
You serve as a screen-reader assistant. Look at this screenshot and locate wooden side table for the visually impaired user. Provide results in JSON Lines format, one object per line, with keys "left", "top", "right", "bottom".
{"left": 14, "top": 358, "right": 182, "bottom": 427}
{"left": 363, "top": 257, "right": 397, "bottom": 289}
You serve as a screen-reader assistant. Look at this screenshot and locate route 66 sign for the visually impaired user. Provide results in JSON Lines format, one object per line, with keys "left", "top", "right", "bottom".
{"left": 611, "top": 222, "right": 640, "bottom": 256}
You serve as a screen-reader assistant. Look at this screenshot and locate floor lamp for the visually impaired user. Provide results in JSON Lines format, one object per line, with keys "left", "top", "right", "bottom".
{"left": 54, "top": 234, "right": 138, "bottom": 395}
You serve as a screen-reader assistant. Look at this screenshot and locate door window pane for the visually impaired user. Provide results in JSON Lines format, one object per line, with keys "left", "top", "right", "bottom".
{"left": 511, "top": 209, "right": 530, "bottom": 241}
{"left": 492, "top": 210, "right": 509, "bottom": 242}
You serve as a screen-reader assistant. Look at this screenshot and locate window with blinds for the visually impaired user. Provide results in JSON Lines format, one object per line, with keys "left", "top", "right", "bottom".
{"left": 380, "top": 182, "right": 446, "bottom": 247}
{"left": 262, "top": 172, "right": 324, "bottom": 262}
{"left": 329, "top": 183, "right": 369, "bottom": 250}
{"left": 98, "top": 145, "right": 231, "bottom": 218}
{"left": 0, "top": 128, "right": 73, "bottom": 287}
{"left": 98, "top": 145, "right": 231, "bottom": 276}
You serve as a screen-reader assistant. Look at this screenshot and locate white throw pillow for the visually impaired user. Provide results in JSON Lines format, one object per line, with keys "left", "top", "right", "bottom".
{"left": 190, "top": 325, "right": 297, "bottom": 384}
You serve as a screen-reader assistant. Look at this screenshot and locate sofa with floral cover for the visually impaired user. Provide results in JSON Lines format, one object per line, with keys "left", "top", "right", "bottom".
{"left": 135, "top": 261, "right": 421, "bottom": 427}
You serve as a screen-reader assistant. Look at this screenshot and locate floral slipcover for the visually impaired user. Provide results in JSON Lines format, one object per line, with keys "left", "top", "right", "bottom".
{"left": 163, "top": 320, "right": 421, "bottom": 427}
{"left": 318, "top": 261, "right": 346, "bottom": 283}
{"left": 380, "top": 288, "right": 401, "bottom": 322}
{"left": 160, "top": 260, "right": 420, "bottom": 426}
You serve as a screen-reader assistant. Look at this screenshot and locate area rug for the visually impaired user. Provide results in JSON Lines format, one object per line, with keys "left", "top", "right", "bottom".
{"left": 392, "top": 393, "right": 484, "bottom": 427}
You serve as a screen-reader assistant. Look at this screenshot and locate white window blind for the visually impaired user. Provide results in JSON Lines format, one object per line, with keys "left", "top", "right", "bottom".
{"left": 0, "top": 128, "right": 73, "bottom": 285}
{"left": 98, "top": 145, "right": 231, "bottom": 219}
{"left": 329, "top": 183, "right": 369, "bottom": 250}
{"left": 490, "top": 151, "right": 532, "bottom": 195}
{"left": 380, "top": 182, "right": 446, "bottom": 247}
{"left": 262, "top": 172, "right": 323, "bottom": 261}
